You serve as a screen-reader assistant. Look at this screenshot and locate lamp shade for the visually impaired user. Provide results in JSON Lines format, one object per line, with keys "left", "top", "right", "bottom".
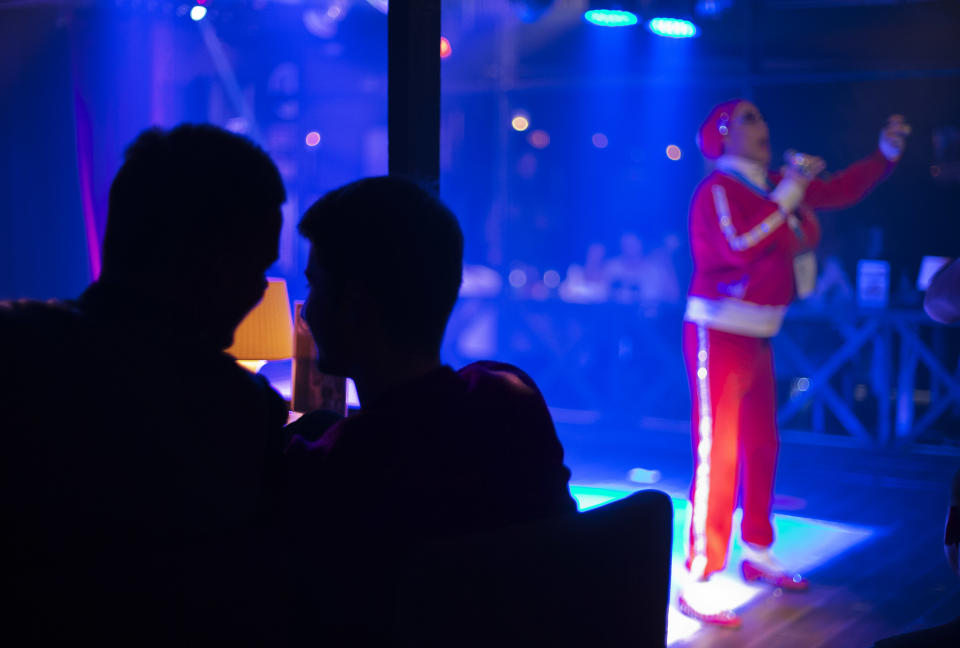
{"left": 226, "top": 278, "right": 293, "bottom": 361}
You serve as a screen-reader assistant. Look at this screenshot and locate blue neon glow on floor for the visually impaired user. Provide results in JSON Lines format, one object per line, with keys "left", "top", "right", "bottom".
{"left": 569, "top": 485, "right": 877, "bottom": 644}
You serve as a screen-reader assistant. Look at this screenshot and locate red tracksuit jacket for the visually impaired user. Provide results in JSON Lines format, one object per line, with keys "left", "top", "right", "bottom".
{"left": 686, "top": 150, "right": 894, "bottom": 337}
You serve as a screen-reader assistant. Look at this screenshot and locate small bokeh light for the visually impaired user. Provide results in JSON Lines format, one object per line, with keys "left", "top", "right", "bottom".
{"left": 190, "top": 5, "right": 208, "bottom": 21}
{"left": 508, "top": 268, "right": 528, "bottom": 288}
{"left": 666, "top": 144, "right": 683, "bottom": 161}
{"left": 511, "top": 113, "right": 531, "bottom": 132}
{"left": 592, "top": 132, "right": 609, "bottom": 149}
{"left": 305, "top": 131, "right": 322, "bottom": 147}
{"left": 225, "top": 117, "right": 249, "bottom": 134}
{"left": 528, "top": 129, "right": 551, "bottom": 149}
{"left": 440, "top": 36, "right": 452, "bottom": 59}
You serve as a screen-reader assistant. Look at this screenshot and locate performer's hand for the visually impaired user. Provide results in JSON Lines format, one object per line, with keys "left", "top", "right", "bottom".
{"left": 781, "top": 154, "right": 825, "bottom": 184}
{"left": 781, "top": 165, "right": 810, "bottom": 187}
{"left": 774, "top": 152, "right": 824, "bottom": 213}
{"left": 879, "top": 114, "right": 911, "bottom": 162}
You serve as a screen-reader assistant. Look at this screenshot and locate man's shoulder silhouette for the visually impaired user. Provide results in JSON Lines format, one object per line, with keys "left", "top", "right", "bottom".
{"left": 287, "top": 360, "right": 576, "bottom": 535}
{"left": 2, "top": 124, "right": 292, "bottom": 643}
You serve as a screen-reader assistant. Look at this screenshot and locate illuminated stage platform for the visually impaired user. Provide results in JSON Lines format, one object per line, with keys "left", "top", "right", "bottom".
{"left": 560, "top": 423, "right": 960, "bottom": 647}
{"left": 570, "top": 485, "right": 876, "bottom": 645}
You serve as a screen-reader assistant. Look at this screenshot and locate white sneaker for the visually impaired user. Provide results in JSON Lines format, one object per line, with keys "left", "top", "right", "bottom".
{"left": 740, "top": 542, "right": 809, "bottom": 591}
{"left": 741, "top": 542, "right": 787, "bottom": 572}
{"left": 677, "top": 578, "right": 741, "bottom": 628}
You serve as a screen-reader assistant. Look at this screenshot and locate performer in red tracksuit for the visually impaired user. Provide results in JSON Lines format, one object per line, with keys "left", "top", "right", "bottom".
{"left": 677, "top": 99, "right": 910, "bottom": 627}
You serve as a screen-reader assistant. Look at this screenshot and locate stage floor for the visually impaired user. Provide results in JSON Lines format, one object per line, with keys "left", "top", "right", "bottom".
{"left": 559, "top": 421, "right": 960, "bottom": 647}
{"left": 570, "top": 486, "right": 875, "bottom": 645}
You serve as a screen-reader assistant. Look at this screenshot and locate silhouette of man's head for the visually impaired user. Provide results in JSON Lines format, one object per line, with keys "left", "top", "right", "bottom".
{"left": 101, "top": 124, "right": 285, "bottom": 348}
{"left": 298, "top": 176, "right": 463, "bottom": 377}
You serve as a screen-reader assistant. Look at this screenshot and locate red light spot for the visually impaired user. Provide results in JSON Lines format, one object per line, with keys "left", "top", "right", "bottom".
{"left": 528, "top": 129, "right": 550, "bottom": 149}
{"left": 440, "top": 37, "right": 452, "bottom": 59}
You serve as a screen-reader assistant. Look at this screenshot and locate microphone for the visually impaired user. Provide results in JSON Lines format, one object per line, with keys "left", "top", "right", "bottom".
{"left": 784, "top": 149, "right": 823, "bottom": 178}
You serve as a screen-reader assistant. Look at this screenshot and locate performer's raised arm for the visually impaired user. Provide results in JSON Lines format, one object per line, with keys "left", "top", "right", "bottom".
{"left": 802, "top": 115, "right": 909, "bottom": 210}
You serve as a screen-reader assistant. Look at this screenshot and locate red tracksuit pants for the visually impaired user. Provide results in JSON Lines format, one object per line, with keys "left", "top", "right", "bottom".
{"left": 682, "top": 321, "right": 779, "bottom": 580}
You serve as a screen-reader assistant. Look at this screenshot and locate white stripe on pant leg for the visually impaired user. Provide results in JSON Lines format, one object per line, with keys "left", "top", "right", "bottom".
{"left": 690, "top": 324, "right": 714, "bottom": 580}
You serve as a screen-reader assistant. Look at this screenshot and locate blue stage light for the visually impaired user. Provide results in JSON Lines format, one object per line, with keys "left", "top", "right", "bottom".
{"left": 584, "top": 9, "right": 639, "bottom": 27}
{"left": 190, "top": 5, "right": 208, "bottom": 22}
{"left": 696, "top": 0, "right": 733, "bottom": 18}
{"left": 648, "top": 17, "right": 698, "bottom": 38}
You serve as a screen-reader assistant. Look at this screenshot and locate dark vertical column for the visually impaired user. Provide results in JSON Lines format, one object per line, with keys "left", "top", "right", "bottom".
{"left": 388, "top": 0, "right": 441, "bottom": 194}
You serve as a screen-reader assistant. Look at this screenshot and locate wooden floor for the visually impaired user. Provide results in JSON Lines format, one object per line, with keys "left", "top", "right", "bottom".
{"left": 557, "top": 422, "right": 960, "bottom": 647}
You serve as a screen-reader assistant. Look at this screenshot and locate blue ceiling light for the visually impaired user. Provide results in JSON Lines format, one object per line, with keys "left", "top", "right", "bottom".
{"left": 584, "top": 9, "right": 639, "bottom": 27}
{"left": 648, "top": 17, "right": 699, "bottom": 38}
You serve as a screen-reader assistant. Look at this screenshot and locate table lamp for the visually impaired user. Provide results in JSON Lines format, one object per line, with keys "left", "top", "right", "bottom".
{"left": 226, "top": 277, "right": 293, "bottom": 373}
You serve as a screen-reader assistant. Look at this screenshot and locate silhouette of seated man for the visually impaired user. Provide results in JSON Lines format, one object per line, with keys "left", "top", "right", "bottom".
{"left": 286, "top": 176, "right": 577, "bottom": 639}
{"left": 1, "top": 125, "right": 290, "bottom": 644}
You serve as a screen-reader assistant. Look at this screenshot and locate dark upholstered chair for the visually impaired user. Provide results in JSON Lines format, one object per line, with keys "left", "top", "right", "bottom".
{"left": 393, "top": 489, "right": 673, "bottom": 647}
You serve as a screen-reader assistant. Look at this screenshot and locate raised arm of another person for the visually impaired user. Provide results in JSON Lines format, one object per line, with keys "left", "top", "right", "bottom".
{"left": 924, "top": 258, "right": 960, "bottom": 324}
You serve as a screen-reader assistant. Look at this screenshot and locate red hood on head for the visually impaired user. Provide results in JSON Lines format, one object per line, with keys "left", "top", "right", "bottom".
{"left": 697, "top": 99, "right": 744, "bottom": 160}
